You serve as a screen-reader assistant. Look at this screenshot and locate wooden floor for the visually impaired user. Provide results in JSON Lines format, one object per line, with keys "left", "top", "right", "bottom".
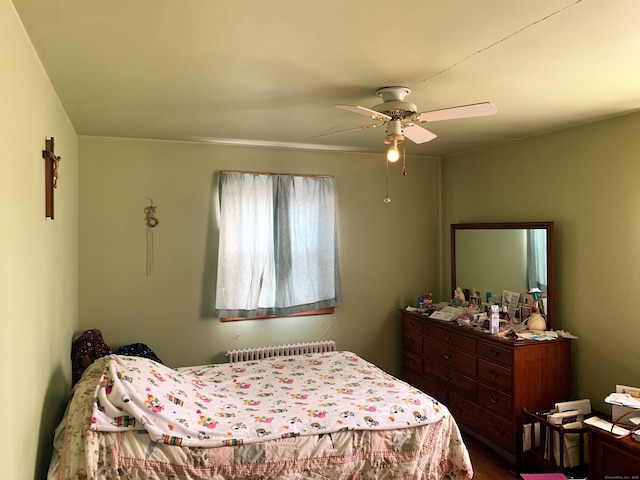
{"left": 463, "top": 434, "right": 519, "bottom": 480}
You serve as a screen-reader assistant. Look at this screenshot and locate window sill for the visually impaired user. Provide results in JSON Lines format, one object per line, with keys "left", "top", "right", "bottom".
{"left": 220, "top": 307, "right": 334, "bottom": 322}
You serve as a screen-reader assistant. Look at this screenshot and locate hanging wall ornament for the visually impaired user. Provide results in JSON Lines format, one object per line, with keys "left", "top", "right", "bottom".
{"left": 144, "top": 198, "right": 159, "bottom": 276}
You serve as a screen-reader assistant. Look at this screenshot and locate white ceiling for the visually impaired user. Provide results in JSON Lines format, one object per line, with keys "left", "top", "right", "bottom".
{"left": 11, "top": 0, "right": 640, "bottom": 157}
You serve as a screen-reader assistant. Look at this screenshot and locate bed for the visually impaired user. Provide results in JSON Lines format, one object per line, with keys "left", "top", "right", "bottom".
{"left": 48, "top": 350, "right": 472, "bottom": 479}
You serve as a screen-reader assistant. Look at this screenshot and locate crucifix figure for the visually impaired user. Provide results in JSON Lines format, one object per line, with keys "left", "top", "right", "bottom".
{"left": 53, "top": 155, "right": 61, "bottom": 188}
{"left": 43, "top": 137, "right": 61, "bottom": 219}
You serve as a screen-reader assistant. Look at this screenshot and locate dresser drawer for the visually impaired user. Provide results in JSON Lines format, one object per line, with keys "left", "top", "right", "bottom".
{"left": 448, "top": 392, "right": 483, "bottom": 431}
{"left": 402, "top": 350, "right": 422, "bottom": 375}
{"left": 423, "top": 324, "right": 476, "bottom": 353}
{"left": 477, "top": 358, "right": 512, "bottom": 391}
{"left": 423, "top": 358, "right": 476, "bottom": 399}
{"left": 477, "top": 341, "right": 513, "bottom": 367}
{"left": 423, "top": 337, "right": 477, "bottom": 377}
{"left": 477, "top": 383, "right": 513, "bottom": 419}
{"left": 450, "top": 393, "right": 514, "bottom": 450}
{"left": 403, "top": 330, "right": 422, "bottom": 355}
{"left": 402, "top": 314, "right": 423, "bottom": 334}
{"left": 403, "top": 371, "right": 448, "bottom": 404}
{"left": 478, "top": 408, "right": 514, "bottom": 450}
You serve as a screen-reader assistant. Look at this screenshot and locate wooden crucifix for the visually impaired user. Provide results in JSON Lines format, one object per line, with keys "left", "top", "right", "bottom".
{"left": 43, "top": 137, "right": 61, "bottom": 219}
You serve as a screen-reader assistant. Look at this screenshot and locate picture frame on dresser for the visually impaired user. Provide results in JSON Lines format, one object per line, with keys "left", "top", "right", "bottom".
{"left": 519, "top": 305, "right": 532, "bottom": 323}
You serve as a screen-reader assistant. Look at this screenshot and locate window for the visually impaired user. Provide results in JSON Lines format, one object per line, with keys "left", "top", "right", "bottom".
{"left": 214, "top": 171, "right": 342, "bottom": 320}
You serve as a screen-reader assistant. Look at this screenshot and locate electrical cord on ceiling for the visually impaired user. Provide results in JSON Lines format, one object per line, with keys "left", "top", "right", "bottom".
{"left": 416, "top": 0, "right": 582, "bottom": 85}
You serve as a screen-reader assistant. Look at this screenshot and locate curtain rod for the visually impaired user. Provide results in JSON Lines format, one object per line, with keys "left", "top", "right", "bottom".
{"left": 221, "top": 170, "right": 334, "bottom": 179}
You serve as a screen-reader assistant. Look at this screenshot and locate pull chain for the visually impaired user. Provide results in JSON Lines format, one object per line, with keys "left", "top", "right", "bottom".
{"left": 402, "top": 143, "right": 407, "bottom": 175}
{"left": 384, "top": 159, "right": 391, "bottom": 204}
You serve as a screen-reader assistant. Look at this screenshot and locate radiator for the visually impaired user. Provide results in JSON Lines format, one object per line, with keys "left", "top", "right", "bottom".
{"left": 225, "top": 340, "right": 336, "bottom": 363}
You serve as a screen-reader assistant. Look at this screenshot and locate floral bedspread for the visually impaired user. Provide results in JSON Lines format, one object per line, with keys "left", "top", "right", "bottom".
{"left": 49, "top": 352, "right": 473, "bottom": 480}
{"left": 90, "top": 351, "right": 444, "bottom": 448}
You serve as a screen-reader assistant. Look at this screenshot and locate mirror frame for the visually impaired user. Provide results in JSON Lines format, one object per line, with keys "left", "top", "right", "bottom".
{"left": 450, "top": 221, "right": 555, "bottom": 330}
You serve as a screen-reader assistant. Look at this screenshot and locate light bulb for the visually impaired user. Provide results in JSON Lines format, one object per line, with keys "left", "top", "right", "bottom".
{"left": 386, "top": 142, "right": 400, "bottom": 163}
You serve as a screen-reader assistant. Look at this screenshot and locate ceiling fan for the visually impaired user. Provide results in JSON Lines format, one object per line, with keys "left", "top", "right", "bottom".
{"left": 319, "top": 86, "right": 497, "bottom": 158}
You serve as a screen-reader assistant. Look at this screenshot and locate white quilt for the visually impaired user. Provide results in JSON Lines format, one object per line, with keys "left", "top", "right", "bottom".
{"left": 90, "top": 351, "right": 445, "bottom": 447}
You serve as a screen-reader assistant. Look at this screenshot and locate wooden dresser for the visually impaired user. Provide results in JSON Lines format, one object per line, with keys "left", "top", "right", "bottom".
{"left": 401, "top": 309, "right": 572, "bottom": 469}
{"left": 586, "top": 423, "right": 640, "bottom": 478}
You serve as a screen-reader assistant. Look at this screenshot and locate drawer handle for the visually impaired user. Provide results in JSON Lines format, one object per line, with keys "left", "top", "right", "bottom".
{"left": 409, "top": 338, "right": 415, "bottom": 345}
{"left": 409, "top": 320, "right": 415, "bottom": 327}
{"left": 453, "top": 404, "right": 463, "bottom": 414}
{"left": 490, "top": 396, "right": 499, "bottom": 404}
{"left": 444, "top": 353, "right": 451, "bottom": 360}
{"left": 443, "top": 334, "right": 451, "bottom": 341}
{"left": 494, "top": 426, "right": 504, "bottom": 436}
{"left": 490, "top": 348, "right": 500, "bottom": 357}
{"left": 444, "top": 374, "right": 452, "bottom": 382}
{"left": 489, "top": 370, "right": 499, "bottom": 378}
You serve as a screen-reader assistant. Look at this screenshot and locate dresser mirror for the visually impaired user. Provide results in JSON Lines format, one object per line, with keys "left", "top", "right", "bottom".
{"left": 450, "top": 222, "right": 555, "bottom": 329}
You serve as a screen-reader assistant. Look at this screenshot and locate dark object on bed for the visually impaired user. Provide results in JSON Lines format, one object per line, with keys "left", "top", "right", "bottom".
{"left": 114, "top": 342, "right": 163, "bottom": 364}
{"left": 71, "top": 329, "right": 162, "bottom": 386}
{"left": 71, "top": 329, "right": 112, "bottom": 386}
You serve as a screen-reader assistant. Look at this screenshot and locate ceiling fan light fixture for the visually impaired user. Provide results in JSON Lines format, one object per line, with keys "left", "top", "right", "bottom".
{"left": 386, "top": 139, "right": 400, "bottom": 163}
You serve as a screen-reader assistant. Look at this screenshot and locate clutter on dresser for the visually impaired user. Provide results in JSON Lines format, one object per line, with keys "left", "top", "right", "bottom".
{"left": 416, "top": 292, "right": 433, "bottom": 309}
{"left": 406, "top": 287, "right": 577, "bottom": 341}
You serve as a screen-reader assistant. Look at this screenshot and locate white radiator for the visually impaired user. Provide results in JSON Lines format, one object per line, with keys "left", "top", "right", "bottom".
{"left": 225, "top": 340, "right": 336, "bottom": 363}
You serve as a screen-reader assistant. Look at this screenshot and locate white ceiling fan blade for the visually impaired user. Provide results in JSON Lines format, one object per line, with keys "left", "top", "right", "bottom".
{"left": 311, "top": 122, "right": 386, "bottom": 139}
{"left": 416, "top": 102, "right": 497, "bottom": 123}
{"left": 403, "top": 124, "right": 437, "bottom": 144}
{"left": 336, "top": 104, "right": 392, "bottom": 121}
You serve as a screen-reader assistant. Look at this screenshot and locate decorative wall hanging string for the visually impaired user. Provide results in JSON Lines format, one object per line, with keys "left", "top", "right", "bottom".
{"left": 144, "top": 198, "right": 159, "bottom": 276}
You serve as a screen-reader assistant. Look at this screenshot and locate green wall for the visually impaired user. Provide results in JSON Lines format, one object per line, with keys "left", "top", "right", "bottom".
{"left": 441, "top": 111, "right": 640, "bottom": 412}
{"left": 77, "top": 137, "right": 442, "bottom": 372}
{"left": 9, "top": 0, "right": 640, "bottom": 472}
{"left": 1, "top": 1, "right": 78, "bottom": 478}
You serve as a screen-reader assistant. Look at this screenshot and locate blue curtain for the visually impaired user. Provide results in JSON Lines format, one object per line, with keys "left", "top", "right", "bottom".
{"left": 215, "top": 172, "right": 342, "bottom": 318}
{"left": 527, "top": 229, "right": 547, "bottom": 292}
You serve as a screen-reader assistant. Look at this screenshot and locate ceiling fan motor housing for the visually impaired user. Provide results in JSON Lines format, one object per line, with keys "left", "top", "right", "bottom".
{"left": 373, "top": 101, "right": 418, "bottom": 120}
{"left": 372, "top": 86, "right": 418, "bottom": 120}
{"left": 373, "top": 87, "right": 419, "bottom": 143}
{"left": 372, "top": 87, "right": 418, "bottom": 120}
